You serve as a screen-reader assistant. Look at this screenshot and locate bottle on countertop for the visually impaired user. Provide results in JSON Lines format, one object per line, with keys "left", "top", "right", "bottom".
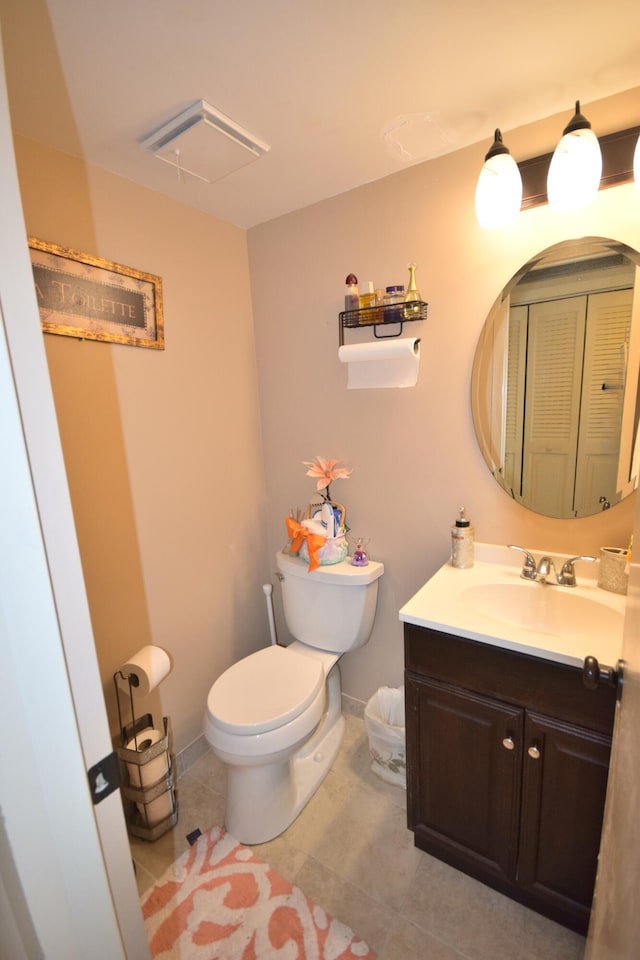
{"left": 451, "top": 506, "right": 474, "bottom": 568}
{"left": 345, "top": 273, "right": 359, "bottom": 312}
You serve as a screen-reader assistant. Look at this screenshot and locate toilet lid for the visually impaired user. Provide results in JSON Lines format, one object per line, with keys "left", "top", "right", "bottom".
{"left": 207, "top": 645, "right": 324, "bottom": 735}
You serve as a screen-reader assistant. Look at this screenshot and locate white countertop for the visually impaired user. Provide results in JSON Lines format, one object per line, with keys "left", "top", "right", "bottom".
{"left": 399, "top": 543, "right": 626, "bottom": 669}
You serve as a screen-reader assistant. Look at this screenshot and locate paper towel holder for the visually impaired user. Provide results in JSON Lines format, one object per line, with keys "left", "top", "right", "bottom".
{"left": 339, "top": 300, "right": 427, "bottom": 345}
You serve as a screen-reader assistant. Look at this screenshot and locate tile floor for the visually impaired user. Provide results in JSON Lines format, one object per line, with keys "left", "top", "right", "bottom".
{"left": 130, "top": 700, "right": 586, "bottom": 960}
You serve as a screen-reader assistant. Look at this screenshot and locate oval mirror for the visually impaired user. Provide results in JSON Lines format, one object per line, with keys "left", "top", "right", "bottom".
{"left": 472, "top": 237, "right": 640, "bottom": 518}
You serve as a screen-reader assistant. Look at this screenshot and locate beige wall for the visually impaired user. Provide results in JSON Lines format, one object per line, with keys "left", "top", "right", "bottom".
{"left": 11, "top": 87, "right": 640, "bottom": 743}
{"left": 248, "top": 87, "right": 640, "bottom": 702}
{"left": 14, "top": 136, "right": 269, "bottom": 752}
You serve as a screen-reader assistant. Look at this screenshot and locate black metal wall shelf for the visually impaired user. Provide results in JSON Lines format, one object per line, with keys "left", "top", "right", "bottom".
{"left": 339, "top": 301, "right": 427, "bottom": 345}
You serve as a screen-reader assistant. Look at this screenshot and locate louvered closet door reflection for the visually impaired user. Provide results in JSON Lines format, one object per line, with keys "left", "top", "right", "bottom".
{"left": 504, "top": 304, "right": 527, "bottom": 498}
{"left": 521, "top": 296, "right": 586, "bottom": 518}
{"left": 573, "top": 288, "right": 633, "bottom": 516}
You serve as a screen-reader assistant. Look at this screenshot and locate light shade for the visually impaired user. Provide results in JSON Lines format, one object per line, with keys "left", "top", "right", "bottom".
{"left": 547, "top": 101, "right": 602, "bottom": 211}
{"left": 634, "top": 133, "right": 640, "bottom": 189}
{"left": 475, "top": 129, "right": 523, "bottom": 229}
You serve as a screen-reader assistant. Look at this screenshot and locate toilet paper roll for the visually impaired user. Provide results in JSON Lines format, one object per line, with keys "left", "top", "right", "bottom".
{"left": 338, "top": 337, "right": 420, "bottom": 389}
{"left": 138, "top": 789, "right": 174, "bottom": 828}
{"left": 125, "top": 727, "right": 170, "bottom": 788}
{"left": 117, "top": 645, "right": 172, "bottom": 696}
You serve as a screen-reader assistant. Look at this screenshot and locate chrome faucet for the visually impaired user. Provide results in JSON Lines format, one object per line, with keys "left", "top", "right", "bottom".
{"left": 535, "top": 555, "right": 556, "bottom": 584}
{"left": 508, "top": 546, "right": 597, "bottom": 587}
{"left": 556, "top": 555, "right": 597, "bottom": 587}
{"left": 508, "top": 545, "right": 537, "bottom": 580}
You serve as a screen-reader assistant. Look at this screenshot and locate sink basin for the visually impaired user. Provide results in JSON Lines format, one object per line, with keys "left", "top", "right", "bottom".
{"left": 461, "top": 582, "right": 623, "bottom": 640}
{"left": 399, "top": 543, "right": 626, "bottom": 668}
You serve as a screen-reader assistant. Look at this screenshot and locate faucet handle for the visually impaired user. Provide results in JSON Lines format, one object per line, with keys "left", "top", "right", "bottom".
{"left": 508, "top": 545, "right": 537, "bottom": 580}
{"left": 558, "top": 555, "right": 597, "bottom": 587}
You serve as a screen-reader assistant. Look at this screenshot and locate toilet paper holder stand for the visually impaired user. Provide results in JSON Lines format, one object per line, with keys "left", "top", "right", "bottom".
{"left": 113, "top": 669, "right": 178, "bottom": 841}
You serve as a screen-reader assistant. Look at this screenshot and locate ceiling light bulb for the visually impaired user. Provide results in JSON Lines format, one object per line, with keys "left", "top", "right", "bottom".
{"left": 634, "top": 133, "right": 640, "bottom": 189}
{"left": 475, "top": 129, "right": 523, "bottom": 229}
{"left": 547, "top": 101, "right": 602, "bottom": 211}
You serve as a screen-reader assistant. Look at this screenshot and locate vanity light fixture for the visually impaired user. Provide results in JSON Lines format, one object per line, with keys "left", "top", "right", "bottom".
{"left": 476, "top": 108, "right": 639, "bottom": 227}
{"left": 474, "top": 129, "right": 523, "bottom": 229}
{"left": 547, "top": 101, "right": 602, "bottom": 211}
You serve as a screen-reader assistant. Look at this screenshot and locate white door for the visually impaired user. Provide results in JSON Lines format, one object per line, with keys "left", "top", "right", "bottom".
{"left": 520, "top": 290, "right": 632, "bottom": 517}
{"left": 584, "top": 517, "right": 640, "bottom": 955}
{"left": 504, "top": 304, "right": 526, "bottom": 497}
{"left": 0, "top": 32, "right": 149, "bottom": 960}
{"left": 573, "top": 288, "right": 632, "bottom": 516}
{"left": 521, "top": 296, "right": 587, "bottom": 517}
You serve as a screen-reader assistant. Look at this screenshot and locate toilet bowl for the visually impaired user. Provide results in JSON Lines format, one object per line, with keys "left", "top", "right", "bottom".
{"left": 205, "top": 643, "right": 333, "bottom": 762}
{"left": 204, "top": 550, "right": 384, "bottom": 844}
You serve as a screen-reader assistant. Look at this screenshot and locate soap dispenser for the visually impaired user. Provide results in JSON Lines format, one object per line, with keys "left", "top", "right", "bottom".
{"left": 451, "top": 506, "right": 474, "bottom": 568}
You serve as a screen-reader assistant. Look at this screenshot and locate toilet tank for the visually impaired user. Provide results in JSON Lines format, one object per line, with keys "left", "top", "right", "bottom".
{"left": 276, "top": 550, "right": 384, "bottom": 653}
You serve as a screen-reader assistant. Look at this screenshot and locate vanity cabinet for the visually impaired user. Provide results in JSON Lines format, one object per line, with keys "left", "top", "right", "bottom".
{"left": 404, "top": 623, "right": 616, "bottom": 934}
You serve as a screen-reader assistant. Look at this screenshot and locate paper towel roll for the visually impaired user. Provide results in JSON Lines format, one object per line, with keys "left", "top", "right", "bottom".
{"left": 125, "top": 727, "right": 170, "bottom": 788}
{"left": 117, "top": 644, "right": 172, "bottom": 696}
{"left": 338, "top": 337, "right": 421, "bottom": 389}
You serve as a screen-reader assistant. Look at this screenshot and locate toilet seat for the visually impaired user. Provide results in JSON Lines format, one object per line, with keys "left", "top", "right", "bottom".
{"left": 206, "top": 644, "right": 324, "bottom": 736}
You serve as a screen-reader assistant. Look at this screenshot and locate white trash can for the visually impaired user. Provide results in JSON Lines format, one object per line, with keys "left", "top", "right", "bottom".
{"left": 364, "top": 686, "right": 406, "bottom": 788}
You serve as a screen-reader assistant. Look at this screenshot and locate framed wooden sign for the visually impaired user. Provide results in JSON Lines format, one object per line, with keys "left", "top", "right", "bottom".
{"left": 28, "top": 238, "right": 164, "bottom": 350}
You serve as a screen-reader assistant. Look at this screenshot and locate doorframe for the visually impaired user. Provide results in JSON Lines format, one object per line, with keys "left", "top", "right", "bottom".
{"left": 0, "top": 29, "right": 149, "bottom": 960}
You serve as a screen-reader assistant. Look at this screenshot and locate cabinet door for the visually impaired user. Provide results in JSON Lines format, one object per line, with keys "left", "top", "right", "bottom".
{"left": 406, "top": 675, "right": 523, "bottom": 883}
{"left": 518, "top": 712, "right": 612, "bottom": 929}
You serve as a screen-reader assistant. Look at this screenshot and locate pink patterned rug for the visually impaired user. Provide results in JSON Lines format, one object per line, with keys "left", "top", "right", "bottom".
{"left": 141, "top": 825, "right": 376, "bottom": 959}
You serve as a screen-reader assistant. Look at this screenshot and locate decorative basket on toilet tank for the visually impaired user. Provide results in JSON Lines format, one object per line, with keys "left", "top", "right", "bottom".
{"left": 296, "top": 501, "right": 348, "bottom": 567}
{"left": 288, "top": 456, "right": 352, "bottom": 569}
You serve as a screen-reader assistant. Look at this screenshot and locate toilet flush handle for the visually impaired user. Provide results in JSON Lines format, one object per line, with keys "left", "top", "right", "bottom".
{"left": 263, "top": 583, "right": 278, "bottom": 646}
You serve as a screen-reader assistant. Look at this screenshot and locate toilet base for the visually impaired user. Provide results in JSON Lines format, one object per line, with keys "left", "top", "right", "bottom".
{"left": 224, "top": 668, "right": 345, "bottom": 844}
{"left": 225, "top": 714, "right": 345, "bottom": 845}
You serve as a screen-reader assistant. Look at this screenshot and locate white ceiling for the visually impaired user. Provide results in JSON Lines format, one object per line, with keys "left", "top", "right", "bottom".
{"left": 2, "top": 0, "right": 640, "bottom": 229}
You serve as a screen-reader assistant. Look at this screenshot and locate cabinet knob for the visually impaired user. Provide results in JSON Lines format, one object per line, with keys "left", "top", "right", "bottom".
{"left": 502, "top": 736, "right": 515, "bottom": 751}
{"left": 583, "top": 656, "right": 624, "bottom": 697}
{"left": 527, "top": 745, "right": 541, "bottom": 760}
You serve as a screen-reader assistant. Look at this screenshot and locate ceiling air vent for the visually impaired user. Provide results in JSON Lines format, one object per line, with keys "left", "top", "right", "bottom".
{"left": 142, "top": 99, "right": 270, "bottom": 183}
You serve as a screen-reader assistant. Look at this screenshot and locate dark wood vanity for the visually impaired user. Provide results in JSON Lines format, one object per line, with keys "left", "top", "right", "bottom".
{"left": 404, "top": 622, "right": 616, "bottom": 934}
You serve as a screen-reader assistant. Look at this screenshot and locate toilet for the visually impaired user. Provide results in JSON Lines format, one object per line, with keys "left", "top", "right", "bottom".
{"left": 203, "top": 549, "right": 384, "bottom": 844}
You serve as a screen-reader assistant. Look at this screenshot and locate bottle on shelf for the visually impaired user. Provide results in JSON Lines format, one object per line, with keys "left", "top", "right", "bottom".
{"left": 383, "top": 284, "right": 405, "bottom": 323}
{"left": 345, "top": 273, "right": 359, "bottom": 312}
{"left": 403, "top": 262, "right": 422, "bottom": 320}
{"left": 359, "top": 280, "right": 376, "bottom": 323}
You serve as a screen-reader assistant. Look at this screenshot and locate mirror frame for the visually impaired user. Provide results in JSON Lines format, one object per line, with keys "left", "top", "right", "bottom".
{"left": 472, "top": 236, "right": 640, "bottom": 518}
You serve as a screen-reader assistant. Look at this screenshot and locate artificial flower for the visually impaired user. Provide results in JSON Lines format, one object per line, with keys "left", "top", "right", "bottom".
{"left": 303, "top": 456, "right": 352, "bottom": 502}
